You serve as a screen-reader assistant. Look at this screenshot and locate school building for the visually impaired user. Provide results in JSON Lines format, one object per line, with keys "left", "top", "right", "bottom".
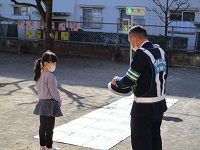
{"left": 0, "top": 0, "right": 199, "bottom": 50}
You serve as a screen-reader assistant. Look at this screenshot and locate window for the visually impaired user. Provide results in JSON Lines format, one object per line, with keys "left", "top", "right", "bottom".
{"left": 133, "top": 16, "right": 145, "bottom": 25}
{"left": 81, "top": 8, "right": 103, "bottom": 29}
{"left": 118, "top": 9, "right": 145, "bottom": 30}
{"left": 170, "top": 11, "right": 195, "bottom": 22}
{"left": 14, "top": 6, "right": 28, "bottom": 15}
{"left": 118, "top": 9, "right": 130, "bottom": 30}
{"left": 21, "top": 7, "right": 27, "bottom": 15}
{"left": 14, "top": 7, "right": 21, "bottom": 15}
{"left": 170, "top": 12, "right": 182, "bottom": 21}
{"left": 120, "top": 9, "right": 131, "bottom": 20}
{"left": 183, "top": 12, "right": 195, "bottom": 21}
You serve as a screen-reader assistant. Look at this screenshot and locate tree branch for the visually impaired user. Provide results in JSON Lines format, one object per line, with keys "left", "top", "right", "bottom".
{"left": 11, "top": 0, "right": 46, "bottom": 22}
{"left": 152, "top": 0, "right": 192, "bottom": 36}
{"left": 176, "top": 0, "right": 190, "bottom": 10}
{"left": 170, "top": 1, "right": 190, "bottom": 14}
{"left": 152, "top": 8, "right": 165, "bottom": 23}
{"left": 168, "top": 0, "right": 175, "bottom": 10}
{"left": 41, "top": 0, "right": 48, "bottom": 5}
{"left": 11, "top": 0, "right": 37, "bottom": 9}
{"left": 153, "top": 0, "right": 192, "bottom": 24}
{"left": 168, "top": 20, "right": 175, "bottom": 25}
{"left": 153, "top": 0, "right": 166, "bottom": 13}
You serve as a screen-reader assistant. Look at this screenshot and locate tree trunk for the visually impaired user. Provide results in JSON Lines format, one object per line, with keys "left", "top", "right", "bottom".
{"left": 162, "top": 0, "right": 169, "bottom": 50}
{"left": 164, "top": 20, "right": 168, "bottom": 37}
{"left": 45, "top": 0, "right": 54, "bottom": 51}
{"left": 164, "top": 20, "right": 168, "bottom": 50}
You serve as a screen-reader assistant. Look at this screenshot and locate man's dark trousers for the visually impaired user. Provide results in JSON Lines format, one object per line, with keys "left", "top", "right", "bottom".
{"left": 131, "top": 113, "right": 163, "bottom": 150}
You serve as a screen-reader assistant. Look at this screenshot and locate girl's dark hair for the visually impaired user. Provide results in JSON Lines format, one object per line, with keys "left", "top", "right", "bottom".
{"left": 33, "top": 50, "right": 58, "bottom": 81}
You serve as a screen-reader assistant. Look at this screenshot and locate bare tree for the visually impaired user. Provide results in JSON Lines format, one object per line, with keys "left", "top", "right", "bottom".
{"left": 11, "top": 0, "right": 54, "bottom": 51}
{"left": 152, "top": 0, "right": 191, "bottom": 36}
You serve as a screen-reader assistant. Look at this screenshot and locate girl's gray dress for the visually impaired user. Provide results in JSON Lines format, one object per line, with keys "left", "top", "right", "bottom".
{"left": 33, "top": 71, "right": 63, "bottom": 117}
{"left": 34, "top": 99, "right": 62, "bottom": 117}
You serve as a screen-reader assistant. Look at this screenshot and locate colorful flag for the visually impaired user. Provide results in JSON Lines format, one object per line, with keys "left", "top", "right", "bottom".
{"left": 37, "top": 21, "right": 44, "bottom": 29}
{"left": 52, "top": 22, "right": 55, "bottom": 30}
{"left": 70, "top": 22, "right": 78, "bottom": 31}
{"left": 26, "top": 21, "right": 34, "bottom": 29}
{"left": 18, "top": 20, "right": 24, "bottom": 28}
{"left": 58, "top": 22, "right": 66, "bottom": 31}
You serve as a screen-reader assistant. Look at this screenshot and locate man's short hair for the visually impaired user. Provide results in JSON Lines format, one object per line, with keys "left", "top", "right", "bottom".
{"left": 128, "top": 25, "right": 147, "bottom": 39}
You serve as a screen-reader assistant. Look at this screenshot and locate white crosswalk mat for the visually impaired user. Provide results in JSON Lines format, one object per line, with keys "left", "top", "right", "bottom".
{"left": 34, "top": 96, "right": 179, "bottom": 150}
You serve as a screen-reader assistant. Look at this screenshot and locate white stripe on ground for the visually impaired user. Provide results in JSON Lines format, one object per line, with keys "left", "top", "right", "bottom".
{"left": 34, "top": 96, "right": 179, "bottom": 150}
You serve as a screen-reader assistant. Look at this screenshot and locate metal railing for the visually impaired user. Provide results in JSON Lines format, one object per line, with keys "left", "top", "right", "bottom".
{"left": 0, "top": 19, "right": 199, "bottom": 51}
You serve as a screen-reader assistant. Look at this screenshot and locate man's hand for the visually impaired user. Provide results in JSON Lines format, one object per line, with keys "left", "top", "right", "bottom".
{"left": 111, "top": 76, "right": 119, "bottom": 86}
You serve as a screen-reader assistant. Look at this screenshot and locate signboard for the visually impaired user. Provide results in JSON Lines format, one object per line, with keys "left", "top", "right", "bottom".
{"left": 122, "top": 19, "right": 130, "bottom": 32}
{"left": 55, "top": 32, "right": 59, "bottom": 40}
{"left": 125, "top": 7, "right": 147, "bottom": 64}
{"left": 26, "top": 30, "right": 32, "bottom": 38}
{"left": 35, "top": 30, "right": 41, "bottom": 39}
{"left": 61, "top": 32, "right": 68, "bottom": 40}
{"left": 126, "top": 7, "right": 146, "bottom": 16}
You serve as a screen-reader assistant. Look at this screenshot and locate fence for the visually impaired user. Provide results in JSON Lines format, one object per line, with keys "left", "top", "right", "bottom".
{"left": 0, "top": 19, "right": 199, "bottom": 51}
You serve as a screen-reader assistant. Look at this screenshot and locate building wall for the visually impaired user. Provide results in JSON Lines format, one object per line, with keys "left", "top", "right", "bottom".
{"left": 52, "top": 0, "right": 75, "bottom": 21}
{"left": 0, "top": 0, "right": 199, "bottom": 50}
{"left": 74, "top": 0, "right": 150, "bottom": 23}
{"left": 0, "top": 0, "right": 37, "bottom": 20}
{"left": 0, "top": 0, "right": 199, "bottom": 26}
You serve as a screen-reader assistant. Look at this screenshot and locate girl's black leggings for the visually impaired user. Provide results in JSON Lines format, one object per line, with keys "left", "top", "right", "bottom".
{"left": 39, "top": 115, "right": 55, "bottom": 148}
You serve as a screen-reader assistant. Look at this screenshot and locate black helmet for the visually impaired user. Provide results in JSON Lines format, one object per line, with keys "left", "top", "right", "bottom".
{"left": 108, "top": 82, "right": 132, "bottom": 96}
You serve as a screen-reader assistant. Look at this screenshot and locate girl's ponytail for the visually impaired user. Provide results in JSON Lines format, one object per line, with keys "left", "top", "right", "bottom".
{"left": 33, "top": 50, "right": 57, "bottom": 81}
{"left": 33, "top": 58, "right": 42, "bottom": 81}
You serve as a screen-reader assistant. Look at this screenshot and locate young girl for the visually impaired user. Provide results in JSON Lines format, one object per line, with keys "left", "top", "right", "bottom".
{"left": 33, "top": 50, "right": 62, "bottom": 150}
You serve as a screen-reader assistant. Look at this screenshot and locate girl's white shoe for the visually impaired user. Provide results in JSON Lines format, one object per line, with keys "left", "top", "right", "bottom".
{"left": 45, "top": 146, "right": 60, "bottom": 150}
{"left": 40, "top": 146, "right": 46, "bottom": 150}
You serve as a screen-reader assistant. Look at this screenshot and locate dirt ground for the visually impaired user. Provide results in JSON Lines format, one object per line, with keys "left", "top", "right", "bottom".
{"left": 0, "top": 52, "right": 200, "bottom": 150}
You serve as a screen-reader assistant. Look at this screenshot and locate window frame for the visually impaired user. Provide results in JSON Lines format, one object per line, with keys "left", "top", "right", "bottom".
{"left": 81, "top": 7, "right": 103, "bottom": 29}
{"left": 118, "top": 8, "right": 145, "bottom": 30}
{"left": 14, "top": 6, "right": 28, "bottom": 16}
{"left": 169, "top": 11, "right": 195, "bottom": 22}
{"left": 118, "top": 9, "right": 131, "bottom": 30}
{"left": 183, "top": 11, "right": 195, "bottom": 21}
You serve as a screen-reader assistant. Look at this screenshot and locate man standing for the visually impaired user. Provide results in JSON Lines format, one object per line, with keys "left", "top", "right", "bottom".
{"left": 111, "top": 25, "right": 168, "bottom": 150}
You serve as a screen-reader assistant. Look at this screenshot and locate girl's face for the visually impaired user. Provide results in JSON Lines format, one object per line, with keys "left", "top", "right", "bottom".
{"left": 43, "top": 61, "right": 57, "bottom": 72}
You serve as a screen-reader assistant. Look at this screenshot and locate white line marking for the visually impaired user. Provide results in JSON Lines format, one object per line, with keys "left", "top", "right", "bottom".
{"left": 34, "top": 96, "right": 179, "bottom": 150}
